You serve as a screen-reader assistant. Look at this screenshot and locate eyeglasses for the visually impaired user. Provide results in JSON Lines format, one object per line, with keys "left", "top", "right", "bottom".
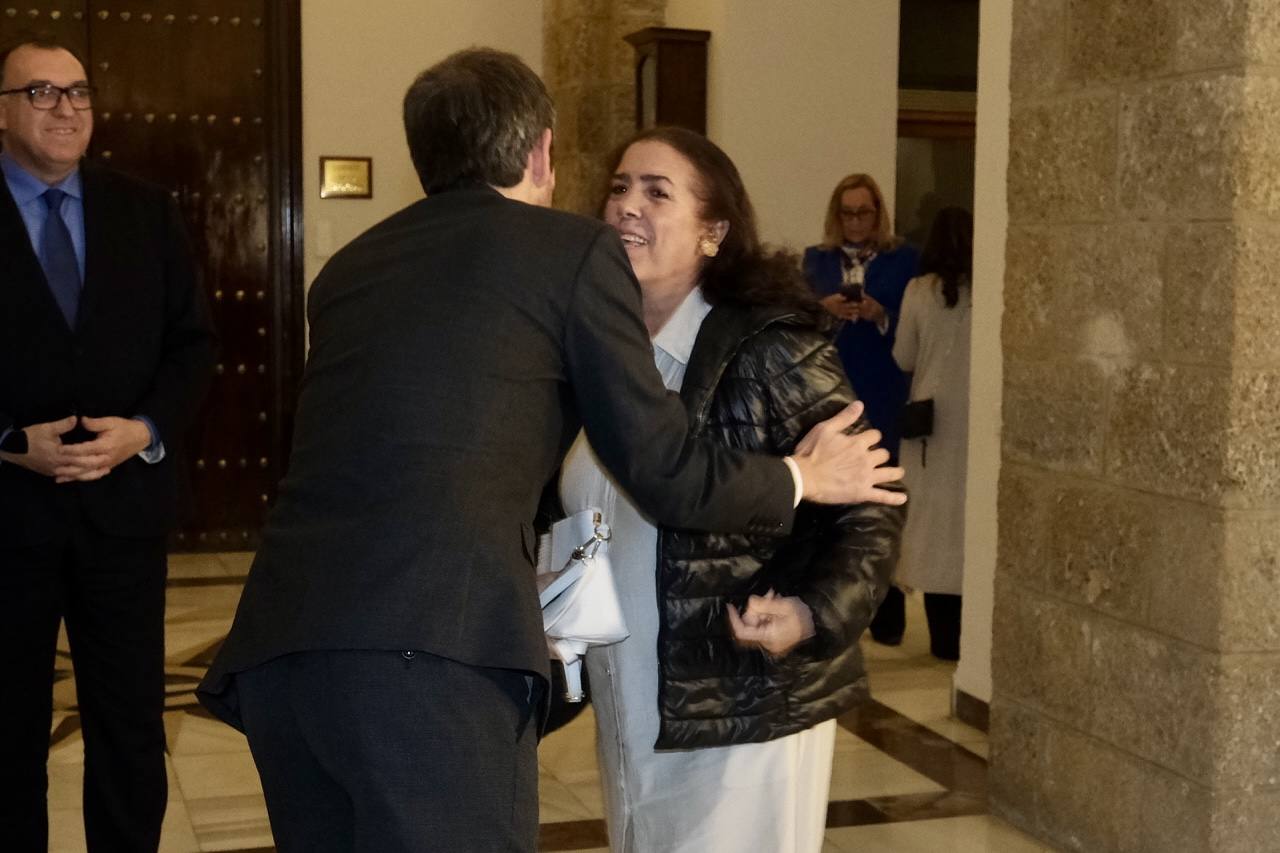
{"left": 839, "top": 206, "right": 878, "bottom": 221}
{"left": 0, "top": 84, "right": 96, "bottom": 110}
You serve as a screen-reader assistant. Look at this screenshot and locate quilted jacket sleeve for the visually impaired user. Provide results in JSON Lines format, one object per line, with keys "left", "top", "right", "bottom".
{"left": 746, "top": 324, "right": 906, "bottom": 659}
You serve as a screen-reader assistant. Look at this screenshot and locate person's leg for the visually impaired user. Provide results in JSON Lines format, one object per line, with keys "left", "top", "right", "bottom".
{"left": 869, "top": 585, "right": 905, "bottom": 645}
{"left": 236, "top": 657, "right": 355, "bottom": 853}
{"left": 0, "top": 539, "right": 65, "bottom": 851}
{"left": 64, "top": 529, "right": 168, "bottom": 852}
{"left": 290, "top": 650, "right": 541, "bottom": 853}
{"left": 923, "top": 593, "right": 962, "bottom": 661}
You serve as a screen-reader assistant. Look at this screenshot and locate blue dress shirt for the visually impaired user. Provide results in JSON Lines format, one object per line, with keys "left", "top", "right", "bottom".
{"left": 1, "top": 152, "right": 87, "bottom": 280}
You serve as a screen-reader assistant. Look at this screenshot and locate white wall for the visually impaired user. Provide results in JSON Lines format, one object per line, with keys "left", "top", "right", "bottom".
{"left": 301, "top": 1, "right": 544, "bottom": 285}
{"left": 954, "top": 0, "right": 1011, "bottom": 705}
{"left": 663, "top": 0, "right": 900, "bottom": 253}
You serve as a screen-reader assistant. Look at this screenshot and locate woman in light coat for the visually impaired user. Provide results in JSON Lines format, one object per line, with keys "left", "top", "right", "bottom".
{"left": 892, "top": 207, "right": 973, "bottom": 660}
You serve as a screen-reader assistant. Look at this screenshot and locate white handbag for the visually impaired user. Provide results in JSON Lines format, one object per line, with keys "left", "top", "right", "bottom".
{"left": 536, "top": 508, "right": 628, "bottom": 702}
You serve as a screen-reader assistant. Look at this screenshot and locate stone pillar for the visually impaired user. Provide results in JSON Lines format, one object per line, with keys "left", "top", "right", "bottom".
{"left": 542, "top": 0, "right": 666, "bottom": 216}
{"left": 992, "top": 2, "right": 1280, "bottom": 851}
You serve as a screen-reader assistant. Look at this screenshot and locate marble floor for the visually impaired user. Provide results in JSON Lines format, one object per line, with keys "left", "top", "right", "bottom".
{"left": 46, "top": 553, "right": 1054, "bottom": 852}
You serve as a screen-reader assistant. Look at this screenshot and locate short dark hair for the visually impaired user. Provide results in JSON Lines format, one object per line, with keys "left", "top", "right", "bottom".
{"left": 605, "top": 126, "right": 824, "bottom": 325}
{"left": 402, "top": 48, "right": 554, "bottom": 195}
{"left": 0, "top": 36, "right": 87, "bottom": 86}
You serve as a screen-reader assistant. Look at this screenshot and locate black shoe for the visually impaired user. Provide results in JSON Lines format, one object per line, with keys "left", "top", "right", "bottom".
{"left": 871, "top": 633, "right": 903, "bottom": 647}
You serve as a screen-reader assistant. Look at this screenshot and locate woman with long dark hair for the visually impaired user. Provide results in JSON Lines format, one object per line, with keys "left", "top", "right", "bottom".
{"left": 892, "top": 207, "right": 973, "bottom": 660}
{"left": 557, "top": 127, "right": 904, "bottom": 852}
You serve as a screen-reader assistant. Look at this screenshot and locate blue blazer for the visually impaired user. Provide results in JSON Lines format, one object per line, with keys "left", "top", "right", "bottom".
{"left": 803, "top": 243, "right": 919, "bottom": 460}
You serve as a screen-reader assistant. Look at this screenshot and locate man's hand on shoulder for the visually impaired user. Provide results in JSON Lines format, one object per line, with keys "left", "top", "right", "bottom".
{"left": 0, "top": 416, "right": 79, "bottom": 478}
{"left": 789, "top": 402, "right": 907, "bottom": 506}
{"left": 56, "top": 416, "right": 154, "bottom": 483}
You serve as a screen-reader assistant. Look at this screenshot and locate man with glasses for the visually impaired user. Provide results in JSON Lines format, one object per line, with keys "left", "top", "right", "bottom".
{"left": 0, "top": 38, "right": 214, "bottom": 852}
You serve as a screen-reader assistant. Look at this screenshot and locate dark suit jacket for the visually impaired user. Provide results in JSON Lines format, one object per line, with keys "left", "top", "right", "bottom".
{"left": 0, "top": 161, "right": 216, "bottom": 542}
{"left": 198, "top": 186, "right": 797, "bottom": 726}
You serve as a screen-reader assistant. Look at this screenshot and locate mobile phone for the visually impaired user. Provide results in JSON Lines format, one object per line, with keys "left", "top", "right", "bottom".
{"left": 839, "top": 283, "right": 863, "bottom": 302}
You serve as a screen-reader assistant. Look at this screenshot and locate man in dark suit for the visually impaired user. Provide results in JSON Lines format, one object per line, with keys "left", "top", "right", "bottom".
{"left": 198, "top": 48, "right": 903, "bottom": 852}
{"left": 0, "top": 39, "right": 215, "bottom": 851}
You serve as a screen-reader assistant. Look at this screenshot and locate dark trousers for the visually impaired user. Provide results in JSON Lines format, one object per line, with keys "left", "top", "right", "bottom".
{"left": 869, "top": 588, "right": 963, "bottom": 660}
{"left": 923, "top": 593, "right": 962, "bottom": 660}
{"left": 0, "top": 521, "right": 168, "bottom": 853}
{"left": 236, "top": 650, "right": 541, "bottom": 853}
{"left": 869, "top": 585, "right": 906, "bottom": 644}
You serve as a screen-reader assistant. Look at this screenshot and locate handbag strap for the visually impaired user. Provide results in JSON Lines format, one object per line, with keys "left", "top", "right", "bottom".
{"left": 571, "top": 517, "right": 612, "bottom": 561}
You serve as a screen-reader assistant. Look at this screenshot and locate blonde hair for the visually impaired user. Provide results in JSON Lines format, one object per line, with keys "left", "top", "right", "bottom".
{"left": 820, "top": 173, "right": 901, "bottom": 252}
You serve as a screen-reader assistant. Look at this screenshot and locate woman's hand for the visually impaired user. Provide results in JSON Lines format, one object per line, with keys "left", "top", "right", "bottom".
{"left": 819, "top": 293, "right": 859, "bottom": 321}
{"left": 855, "top": 294, "right": 886, "bottom": 325}
{"left": 726, "top": 590, "right": 816, "bottom": 658}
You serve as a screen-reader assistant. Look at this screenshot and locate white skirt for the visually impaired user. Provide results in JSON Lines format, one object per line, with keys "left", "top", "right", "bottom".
{"left": 568, "top": 434, "right": 837, "bottom": 853}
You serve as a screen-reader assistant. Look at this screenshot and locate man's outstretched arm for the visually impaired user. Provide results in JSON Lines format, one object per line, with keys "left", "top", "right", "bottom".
{"left": 564, "top": 229, "right": 904, "bottom": 539}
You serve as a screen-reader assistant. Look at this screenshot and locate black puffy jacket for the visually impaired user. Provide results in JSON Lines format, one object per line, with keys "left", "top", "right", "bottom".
{"left": 655, "top": 302, "right": 905, "bottom": 750}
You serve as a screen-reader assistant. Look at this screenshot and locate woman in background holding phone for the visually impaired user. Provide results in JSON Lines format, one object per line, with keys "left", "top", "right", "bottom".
{"left": 803, "top": 173, "right": 919, "bottom": 646}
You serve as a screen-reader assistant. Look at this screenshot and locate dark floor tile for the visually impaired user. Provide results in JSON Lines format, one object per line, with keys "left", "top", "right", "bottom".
{"left": 538, "top": 818, "right": 609, "bottom": 851}
{"left": 181, "top": 636, "right": 226, "bottom": 668}
{"left": 868, "top": 789, "right": 987, "bottom": 822}
{"left": 826, "top": 797, "right": 890, "bottom": 828}
{"left": 166, "top": 575, "right": 249, "bottom": 588}
{"left": 49, "top": 714, "right": 81, "bottom": 748}
{"left": 825, "top": 789, "right": 987, "bottom": 829}
{"left": 839, "top": 699, "right": 989, "bottom": 796}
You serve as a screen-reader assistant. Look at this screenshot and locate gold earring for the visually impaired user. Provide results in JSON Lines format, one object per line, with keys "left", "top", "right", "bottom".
{"left": 699, "top": 236, "right": 719, "bottom": 258}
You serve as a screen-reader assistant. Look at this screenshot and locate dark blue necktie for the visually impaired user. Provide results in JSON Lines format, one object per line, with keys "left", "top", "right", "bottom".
{"left": 40, "top": 188, "right": 82, "bottom": 328}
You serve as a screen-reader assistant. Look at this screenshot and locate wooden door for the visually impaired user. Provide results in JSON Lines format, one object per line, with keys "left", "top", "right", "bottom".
{"left": 0, "top": 1, "right": 303, "bottom": 550}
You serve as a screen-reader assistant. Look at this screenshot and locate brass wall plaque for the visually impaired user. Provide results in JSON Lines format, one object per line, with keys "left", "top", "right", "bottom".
{"left": 319, "top": 156, "right": 372, "bottom": 199}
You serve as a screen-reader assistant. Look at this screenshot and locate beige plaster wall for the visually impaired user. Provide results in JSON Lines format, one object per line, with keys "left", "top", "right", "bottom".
{"left": 663, "top": 0, "right": 901, "bottom": 252}
{"left": 301, "top": 0, "right": 544, "bottom": 286}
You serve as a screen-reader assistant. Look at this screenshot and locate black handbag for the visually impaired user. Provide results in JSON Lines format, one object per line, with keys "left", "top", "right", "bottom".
{"left": 897, "top": 398, "right": 934, "bottom": 439}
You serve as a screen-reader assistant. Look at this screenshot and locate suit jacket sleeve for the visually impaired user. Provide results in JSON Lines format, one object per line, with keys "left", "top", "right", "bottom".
{"left": 564, "top": 229, "right": 796, "bottom": 536}
{"left": 131, "top": 194, "right": 216, "bottom": 444}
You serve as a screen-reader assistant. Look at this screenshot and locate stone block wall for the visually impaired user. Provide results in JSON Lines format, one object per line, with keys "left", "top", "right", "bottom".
{"left": 994, "top": 1, "right": 1280, "bottom": 850}
{"left": 542, "top": 0, "right": 666, "bottom": 216}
